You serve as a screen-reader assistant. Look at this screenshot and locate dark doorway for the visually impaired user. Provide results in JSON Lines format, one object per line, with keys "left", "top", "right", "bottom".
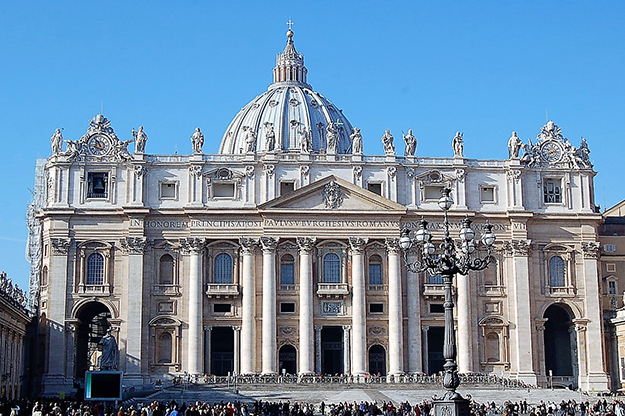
{"left": 211, "top": 327, "right": 234, "bottom": 375}
{"left": 321, "top": 326, "right": 343, "bottom": 375}
{"left": 75, "top": 302, "right": 113, "bottom": 380}
{"left": 279, "top": 345, "right": 297, "bottom": 375}
{"left": 368, "top": 345, "right": 386, "bottom": 376}
{"left": 544, "top": 305, "right": 576, "bottom": 378}
{"left": 427, "top": 326, "right": 445, "bottom": 374}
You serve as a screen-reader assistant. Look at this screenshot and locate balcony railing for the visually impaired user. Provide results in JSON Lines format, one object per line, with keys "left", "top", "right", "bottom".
{"left": 206, "top": 283, "right": 240, "bottom": 298}
{"left": 316, "top": 283, "right": 349, "bottom": 298}
{"left": 77, "top": 284, "right": 110, "bottom": 296}
{"left": 152, "top": 284, "right": 181, "bottom": 296}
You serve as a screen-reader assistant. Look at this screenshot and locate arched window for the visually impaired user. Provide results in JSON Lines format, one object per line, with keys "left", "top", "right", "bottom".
{"left": 41, "top": 266, "right": 48, "bottom": 286}
{"left": 549, "top": 256, "right": 565, "bottom": 287}
{"left": 368, "top": 255, "right": 383, "bottom": 285}
{"left": 486, "top": 332, "right": 500, "bottom": 362}
{"left": 280, "top": 254, "right": 295, "bottom": 285}
{"left": 323, "top": 253, "right": 341, "bottom": 283}
{"left": 86, "top": 253, "right": 104, "bottom": 285}
{"left": 159, "top": 254, "right": 174, "bottom": 285}
{"left": 214, "top": 253, "right": 233, "bottom": 284}
{"left": 158, "top": 332, "right": 173, "bottom": 364}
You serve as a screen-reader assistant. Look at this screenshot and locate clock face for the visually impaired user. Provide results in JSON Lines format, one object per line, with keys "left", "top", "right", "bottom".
{"left": 87, "top": 135, "right": 112, "bottom": 156}
{"left": 540, "top": 141, "right": 563, "bottom": 163}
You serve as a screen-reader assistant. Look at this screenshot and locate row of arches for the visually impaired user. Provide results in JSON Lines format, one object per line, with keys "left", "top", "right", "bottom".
{"left": 66, "top": 300, "right": 577, "bottom": 383}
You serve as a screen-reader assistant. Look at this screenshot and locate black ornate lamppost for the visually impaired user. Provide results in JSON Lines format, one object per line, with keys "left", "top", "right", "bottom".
{"left": 399, "top": 188, "right": 496, "bottom": 416}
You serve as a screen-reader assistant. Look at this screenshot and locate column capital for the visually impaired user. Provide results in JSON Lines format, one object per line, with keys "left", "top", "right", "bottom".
{"left": 534, "top": 318, "right": 548, "bottom": 332}
{"left": 348, "top": 237, "right": 368, "bottom": 253}
{"left": 239, "top": 237, "right": 258, "bottom": 254}
{"left": 119, "top": 237, "right": 151, "bottom": 254}
{"left": 342, "top": 325, "right": 351, "bottom": 331}
{"left": 232, "top": 325, "right": 241, "bottom": 332}
{"left": 297, "top": 237, "right": 317, "bottom": 253}
{"left": 385, "top": 238, "right": 400, "bottom": 254}
{"left": 581, "top": 241, "right": 600, "bottom": 259}
{"left": 421, "top": 325, "right": 430, "bottom": 332}
{"left": 204, "top": 325, "right": 213, "bottom": 332}
{"left": 314, "top": 325, "right": 323, "bottom": 331}
{"left": 51, "top": 237, "right": 72, "bottom": 255}
{"left": 503, "top": 239, "right": 532, "bottom": 257}
{"left": 180, "top": 237, "right": 206, "bottom": 254}
{"left": 260, "top": 236, "right": 279, "bottom": 252}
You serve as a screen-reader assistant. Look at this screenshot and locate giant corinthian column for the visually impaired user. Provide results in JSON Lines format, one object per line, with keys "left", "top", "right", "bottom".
{"left": 297, "top": 237, "right": 316, "bottom": 374}
{"left": 260, "top": 237, "right": 279, "bottom": 374}
{"left": 184, "top": 237, "right": 205, "bottom": 375}
{"left": 386, "top": 238, "right": 404, "bottom": 376}
{"left": 239, "top": 238, "right": 257, "bottom": 374}
{"left": 349, "top": 237, "right": 368, "bottom": 377}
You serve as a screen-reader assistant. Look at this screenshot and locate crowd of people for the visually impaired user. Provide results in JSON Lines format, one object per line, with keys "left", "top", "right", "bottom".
{"left": 3, "top": 397, "right": 625, "bottom": 416}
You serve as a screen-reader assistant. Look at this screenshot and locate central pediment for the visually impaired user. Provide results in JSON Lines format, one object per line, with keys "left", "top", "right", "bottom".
{"left": 258, "top": 175, "right": 406, "bottom": 213}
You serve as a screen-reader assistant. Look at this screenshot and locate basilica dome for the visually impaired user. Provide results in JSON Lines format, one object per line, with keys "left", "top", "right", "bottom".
{"left": 218, "top": 29, "right": 355, "bottom": 155}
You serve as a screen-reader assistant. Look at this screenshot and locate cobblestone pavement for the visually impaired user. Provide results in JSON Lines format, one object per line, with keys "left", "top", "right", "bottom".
{"left": 138, "top": 385, "right": 593, "bottom": 408}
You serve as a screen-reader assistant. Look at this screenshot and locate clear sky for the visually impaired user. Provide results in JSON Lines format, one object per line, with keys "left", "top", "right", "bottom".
{"left": 1, "top": 1, "right": 623, "bottom": 291}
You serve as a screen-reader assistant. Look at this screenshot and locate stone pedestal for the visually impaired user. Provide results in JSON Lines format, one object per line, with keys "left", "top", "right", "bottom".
{"left": 433, "top": 397, "right": 470, "bottom": 416}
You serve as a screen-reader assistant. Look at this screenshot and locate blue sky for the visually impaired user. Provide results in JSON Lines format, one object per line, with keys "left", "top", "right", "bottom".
{"left": 1, "top": 1, "right": 624, "bottom": 290}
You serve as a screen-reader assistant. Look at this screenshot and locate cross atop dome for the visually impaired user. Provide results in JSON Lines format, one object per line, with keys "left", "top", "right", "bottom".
{"left": 286, "top": 18, "right": 294, "bottom": 31}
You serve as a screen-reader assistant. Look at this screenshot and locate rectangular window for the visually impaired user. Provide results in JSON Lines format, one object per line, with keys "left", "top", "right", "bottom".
{"left": 430, "top": 304, "right": 445, "bottom": 313}
{"left": 213, "top": 183, "right": 235, "bottom": 198}
{"left": 214, "top": 303, "right": 232, "bottom": 313}
{"left": 605, "top": 244, "right": 617, "bottom": 253}
{"left": 607, "top": 263, "right": 617, "bottom": 273}
{"left": 424, "top": 185, "right": 444, "bottom": 201}
{"left": 280, "top": 303, "right": 296, "bottom": 313}
{"left": 480, "top": 186, "right": 495, "bottom": 203}
{"left": 369, "top": 264, "right": 382, "bottom": 285}
{"left": 280, "top": 181, "right": 295, "bottom": 196}
{"left": 160, "top": 182, "right": 177, "bottom": 199}
{"left": 428, "top": 274, "right": 444, "bottom": 284}
{"left": 87, "top": 172, "right": 108, "bottom": 199}
{"left": 609, "top": 281, "right": 617, "bottom": 295}
{"left": 280, "top": 263, "right": 295, "bottom": 285}
{"left": 544, "top": 179, "right": 562, "bottom": 203}
{"left": 367, "top": 183, "right": 382, "bottom": 196}
{"left": 369, "top": 303, "right": 384, "bottom": 313}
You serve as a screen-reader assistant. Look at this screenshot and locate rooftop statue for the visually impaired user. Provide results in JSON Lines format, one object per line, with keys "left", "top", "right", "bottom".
{"left": 452, "top": 131, "right": 464, "bottom": 157}
{"left": 191, "top": 127, "right": 204, "bottom": 154}
{"left": 326, "top": 122, "right": 338, "bottom": 154}
{"left": 350, "top": 127, "right": 363, "bottom": 154}
{"left": 403, "top": 129, "right": 417, "bottom": 157}
{"left": 51, "top": 129, "right": 63, "bottom": 155}
{"left": 132, "top": 126, "right": 148, "bottom": 154}
{"left": 508, "top": 131, "right": 522, "bottom": 159}
{"left": 244, "top": 127, "right": 257, "bottom": 153}
{"left": 381, "top": 129, "right": 395, "bottom": 155}
{"left": 265, "top": 123, "right": 276, "bottom": 151}
{"left": 299, "top": 126, "right": 312, "bottom": 153}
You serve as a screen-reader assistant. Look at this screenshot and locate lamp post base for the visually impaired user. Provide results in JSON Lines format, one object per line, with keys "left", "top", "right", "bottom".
{"left": 433, "top": 395, "right": 470, "bottom": 416}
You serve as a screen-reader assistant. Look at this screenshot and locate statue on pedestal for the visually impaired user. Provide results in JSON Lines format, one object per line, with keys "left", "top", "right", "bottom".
{"left": 452, "top": 132, "right": 464, "bottom": 157}
{"left": 381, "top": 129, "right": 395, "bottom": 155}
{"left": 99, "top": 329, "right": 118, "bottom": 370}
{"left": 51, "top": 129, "right": 63, "bottom": 155}
{"left": 190, "top": 127, "right": 204, "bottom": 154}
{"left": 403, "top": 129, "right": 417, "bottom": 156}
{"left": 350, "top": 127, "right": 363, "bottom": 154}
{"left": 132, "top": 126, "right": 148, "bottom": 154}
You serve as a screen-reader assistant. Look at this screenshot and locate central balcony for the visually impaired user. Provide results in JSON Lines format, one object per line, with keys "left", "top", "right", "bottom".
{"left": 316, "top": 283, "right": 349, "bottom": 298}
{"left": 206, "top": 283, "right": 240, "bottom": 299}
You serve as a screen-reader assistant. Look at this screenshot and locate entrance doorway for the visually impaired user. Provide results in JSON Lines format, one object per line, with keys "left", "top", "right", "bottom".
{"left": 368, "top": 345, "right": 386, "bottom": 376}
{"left": 279, "top": 345, "right": 297, "bottom": 375}
{"left": 321, "top": 326, "right": 343, "bottom": 375}
{"left": 427, "top": 326, "right": 445, "bottom": 374}
{"left": 75, "top": 302, "right": 113, "bottom": 380}
{"left": 211, "top": 327, "right": 234, "bottom": 376}
{"left": 544, "top": 304, "right": 578, "bottom": 387}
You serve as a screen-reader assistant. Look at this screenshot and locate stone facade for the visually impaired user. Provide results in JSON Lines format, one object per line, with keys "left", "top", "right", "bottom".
{"left": 0, "top": 272, "right": 30, "bottom": 399}
{"left": 29, "top": 28, "right": 611, "bottom": 395}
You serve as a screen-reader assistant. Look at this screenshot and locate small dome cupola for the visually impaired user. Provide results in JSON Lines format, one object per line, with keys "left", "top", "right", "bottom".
{"left": 272, "top": 22, "right": 308, "bottom": 85}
